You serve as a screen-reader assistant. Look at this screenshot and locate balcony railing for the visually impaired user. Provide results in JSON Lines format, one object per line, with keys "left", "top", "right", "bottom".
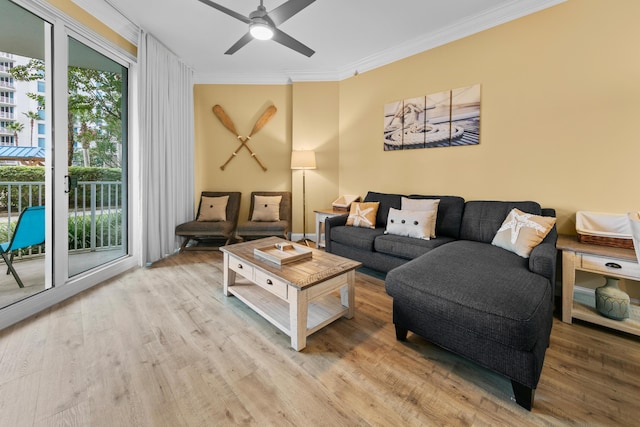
{"left": 0, "top": 180, "right": 124, "bottom": 255}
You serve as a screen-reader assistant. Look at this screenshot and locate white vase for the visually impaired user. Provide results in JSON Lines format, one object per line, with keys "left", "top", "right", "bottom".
{"left": 595, "top": 277, "right": 630, "bottom": 320}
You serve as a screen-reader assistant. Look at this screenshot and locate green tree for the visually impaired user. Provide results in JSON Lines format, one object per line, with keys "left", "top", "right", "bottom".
{"left": 22, "top": 111, "right": 41, "bottom": 147}
{"left": 10, "top": 59, "right": 123, "bottom": 167}
{"left": 5, "top": 122, "right": 24, "bottom": 145}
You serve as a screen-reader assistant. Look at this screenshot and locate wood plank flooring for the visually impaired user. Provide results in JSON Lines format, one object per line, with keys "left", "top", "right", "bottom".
{"left": 0, "top": 250, "right": 639, "bottom": 426}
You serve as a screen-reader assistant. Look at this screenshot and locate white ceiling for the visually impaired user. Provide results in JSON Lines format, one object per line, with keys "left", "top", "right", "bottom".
{"left": 87, "top": 0, "right": 564, "bottom": 84}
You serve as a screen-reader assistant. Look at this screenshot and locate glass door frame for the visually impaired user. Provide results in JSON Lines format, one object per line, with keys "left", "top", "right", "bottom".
{"left": 0, "top": 0, "right": 140, "bottom": 330}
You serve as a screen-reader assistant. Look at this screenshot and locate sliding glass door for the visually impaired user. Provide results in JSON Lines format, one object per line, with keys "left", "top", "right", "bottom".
{"left": 0, "top": 0, "right": 50, "bottom": 307}
{"left": 0, "top": 0, "right": 131, "bottom": 309}
{"left": 66, "top": 36, "right": 128, "bottom": 277}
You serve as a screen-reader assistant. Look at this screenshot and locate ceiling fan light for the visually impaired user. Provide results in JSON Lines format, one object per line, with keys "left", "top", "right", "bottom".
{"left": 250, "top": 22, "right": 274, "bottom": 40}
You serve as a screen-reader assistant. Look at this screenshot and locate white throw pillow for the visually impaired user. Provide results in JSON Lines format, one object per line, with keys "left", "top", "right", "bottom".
{"left": 196, "top": 195, "right": 228, "bottom": 222}
{"left": 251, "top": 195, "right": 282, "bottom": 221}
{"left": 491, "top": 208, "right": 556, "bottom": 258}
{"left": 401, "top": 197, "right": 440, "bottom": 238}
{"left": 385, "top": 208, "right": 436, "bottom": 240}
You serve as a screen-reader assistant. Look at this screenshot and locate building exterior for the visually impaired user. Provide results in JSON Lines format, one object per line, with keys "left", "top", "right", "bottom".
{"left": 0, "top": 51, "right": 45, "bottom": 152}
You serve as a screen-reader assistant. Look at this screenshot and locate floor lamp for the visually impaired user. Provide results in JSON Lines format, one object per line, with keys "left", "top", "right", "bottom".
{"left": 291, "top": 150, "right": 316, "bottom": 246}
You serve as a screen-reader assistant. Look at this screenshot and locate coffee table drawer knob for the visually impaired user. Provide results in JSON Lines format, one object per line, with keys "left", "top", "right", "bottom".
{"left": 254, "top": 270, "right": 288, "bottom": 299}
{"left": 238, "top": 264, "right": 243, "bottom": 269}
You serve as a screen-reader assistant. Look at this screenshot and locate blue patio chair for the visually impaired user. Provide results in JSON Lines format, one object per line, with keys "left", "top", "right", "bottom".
{"left": 0, "top": 206, "right": 45, "bottom": 288}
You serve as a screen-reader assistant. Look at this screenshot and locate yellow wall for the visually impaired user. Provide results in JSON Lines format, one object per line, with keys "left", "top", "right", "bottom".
{"left": 337, "top": 0, "right": 640, "bottom": 235}
{"left": 193, "top": 85, "right": 292, "bottom": 222}
{"left": 194, "top": 0, "right": 639, "bottom": 239}
{"left": 45, "top": 0, "right": 136, "bottom": 55}
{"left": 291, "top": 82, "right": 340, "bottom": 237}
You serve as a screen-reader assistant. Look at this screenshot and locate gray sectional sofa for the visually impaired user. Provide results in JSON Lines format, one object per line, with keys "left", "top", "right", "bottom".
{"left": 324, "top": 191, "right": 558, "bottom": 410}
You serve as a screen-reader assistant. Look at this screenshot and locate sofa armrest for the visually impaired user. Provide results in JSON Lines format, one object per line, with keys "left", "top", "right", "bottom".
{"left": 324, "top": 214, "right": 348, "bottom": 253}
{"left": 529, "top": 242, "right": 557, "bottom": 284}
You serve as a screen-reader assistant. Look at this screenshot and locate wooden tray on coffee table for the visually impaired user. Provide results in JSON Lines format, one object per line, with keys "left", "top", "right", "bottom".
{"left": 254, "top": 242, "right": 312, "bottom": 265}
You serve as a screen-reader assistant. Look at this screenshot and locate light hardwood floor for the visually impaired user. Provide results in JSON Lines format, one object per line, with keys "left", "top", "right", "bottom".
{"left": 0, "top": 250, "right": 638, "bottom": 426}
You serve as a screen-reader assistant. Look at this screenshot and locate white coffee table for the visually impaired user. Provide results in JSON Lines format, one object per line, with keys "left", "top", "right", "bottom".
{"left": 219, "top": 237, "right": 362, "bottom": 350}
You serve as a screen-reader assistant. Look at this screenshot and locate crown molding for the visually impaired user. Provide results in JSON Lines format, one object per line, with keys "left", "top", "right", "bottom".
{"left": 194, "top": 72, "right": 291, "bottom": 85}
{"left": 336, "top": 0, "right": 566, "bottom": 80}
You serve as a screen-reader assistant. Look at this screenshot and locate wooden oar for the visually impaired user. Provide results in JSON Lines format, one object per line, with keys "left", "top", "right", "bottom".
{"left": 218, "top": 105, "right": 277, "bottom": 171}
{"left": 212, "top": 105, "right": 240, "bottom": 137}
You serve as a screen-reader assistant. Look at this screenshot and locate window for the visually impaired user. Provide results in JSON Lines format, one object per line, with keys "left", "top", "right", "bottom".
{"left": 38, "top": 123, "right": 45, "bottom": 134}
{"left": 38, "top": 137, "right": 45, "bottom": 147}
{"left": 38, "top": 109, "right": 44, "bottom": 120}
{"left": 37, "top": 80, "right": 45, "bottom": 92}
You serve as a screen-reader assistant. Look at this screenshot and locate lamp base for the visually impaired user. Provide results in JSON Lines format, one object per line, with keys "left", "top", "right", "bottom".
{"left": 295, "top": 237, "right": 315, "bottom": 247}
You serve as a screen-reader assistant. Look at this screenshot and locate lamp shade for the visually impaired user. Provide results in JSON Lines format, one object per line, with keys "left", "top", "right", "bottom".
{"left": 291, "top": 150, "right": 317, "bottom": 170}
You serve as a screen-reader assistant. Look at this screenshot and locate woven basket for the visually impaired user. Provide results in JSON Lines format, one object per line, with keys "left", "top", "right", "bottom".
{"left": 577, "top": 233, "right": 634, "bottom": 249}
{"left": 576, "top": 211, "right": 634, "bottom": 249}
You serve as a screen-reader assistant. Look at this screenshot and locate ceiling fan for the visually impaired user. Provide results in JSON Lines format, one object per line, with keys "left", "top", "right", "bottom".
{"left": 197, "top": 0, "right": 316, "bottom": 57}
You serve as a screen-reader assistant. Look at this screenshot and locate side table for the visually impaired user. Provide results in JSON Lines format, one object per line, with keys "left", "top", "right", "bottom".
{"left": 314, "top": 209, "right": 346, "bottom": 249}
{"left": 557, "top": 234, "right": 640, "bottom": 336}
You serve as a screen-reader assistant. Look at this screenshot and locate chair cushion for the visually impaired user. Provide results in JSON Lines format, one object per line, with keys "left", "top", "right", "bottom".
{"left": 385, "top": 240, "right": 553, "bottom": 351}
{"left": 251, "top": 195, "right": 282, "bottom": 221}
{"left": 197, "top": 195, "right": 228, "bottom": 222}
{"left": 175, "top": 220, "right": 234, "bottom": 237}
{"left": 237, "top": 220, "right": 288, "bottom": 237}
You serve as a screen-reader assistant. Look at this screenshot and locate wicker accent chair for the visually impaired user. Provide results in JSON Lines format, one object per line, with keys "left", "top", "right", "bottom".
{"left": 175, "top": 191, "right": 241, "bottom": 251}
{"left": 236, "top": 191, "right": 292, "bottom": 241}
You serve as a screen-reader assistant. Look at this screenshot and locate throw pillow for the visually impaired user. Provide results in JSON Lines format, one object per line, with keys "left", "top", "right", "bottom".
{"left": 197, "top": 195, "right": 228, "bottom": 222}
{"left": 251, "top": 195, "right": 282, "bottom": 221}
{"left": 401, "top": 197, "right": 440, "bottom": 238}
{"left": 346, "top": 202, "right": 379, "bottom": 229}
{"left": 385, "top": 208, "right": 436, "bottom": 240}
{"left": 491, "top": 208, "right": 556, "bottom": 258}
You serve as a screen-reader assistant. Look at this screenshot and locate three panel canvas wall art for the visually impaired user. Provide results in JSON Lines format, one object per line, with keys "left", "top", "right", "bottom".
{"left": 383, "top": 84, "right": 481, "bottom": 151}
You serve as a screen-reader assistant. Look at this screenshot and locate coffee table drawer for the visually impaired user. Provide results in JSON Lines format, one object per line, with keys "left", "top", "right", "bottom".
{"left": 229, "top": 255, "right": 254, "bottom": 279}
{"left": 580, "top": 254, "right": 640, "bottom": 280}
{"left": 254, "top": 270, "right": 288, "bottom": 299}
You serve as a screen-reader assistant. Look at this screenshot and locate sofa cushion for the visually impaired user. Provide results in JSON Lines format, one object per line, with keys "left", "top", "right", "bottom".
{"left": 385, "top": 240, "right": 553, "bottom": 351}
{"left": 459, "top": 200, "right": 542, "bottom": 243}
{"left": 401, "top": 197, "right": 439, "bottom": 237}
{"left": 363, "top": 191, "right": 402, "bottom": 227}
{"left": 385, "top": 208, "right": 436, "bottom": 240}
{"left": 346, "top": 202, "right": 379, "bottom": 229}
{"left": 329, "top": 225, "right": 386, "bottom": 251}
{"left": 375, "top": 234, "right": 455, "bottom": 260}
{"left": 492, "top": 208, "right": 556, "bottom": 258}
{"left": 407, "top": 195, "right": 465, "bottom": 239}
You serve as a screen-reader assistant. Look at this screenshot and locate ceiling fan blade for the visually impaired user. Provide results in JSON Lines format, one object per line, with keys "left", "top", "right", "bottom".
{"left": 268, "top": 0, "right": 316, "bottom": 26}
{"left": 272, "top": 28, "right": 315, "bottom": 57}
{"left": 197, "top": 0, "right": 250, "bottom": 24}
{"left": 225, "top": 32, "right": 253, "bottom": 55}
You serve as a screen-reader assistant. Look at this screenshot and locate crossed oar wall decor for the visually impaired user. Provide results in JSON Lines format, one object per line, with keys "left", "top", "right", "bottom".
{"left": 213, "top": 104, "right": 277, "bottom": 171}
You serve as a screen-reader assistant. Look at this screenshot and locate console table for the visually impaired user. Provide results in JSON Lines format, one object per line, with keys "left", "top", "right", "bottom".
{"left": 557, "top": 234, "right": 640, "bottom": 336}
